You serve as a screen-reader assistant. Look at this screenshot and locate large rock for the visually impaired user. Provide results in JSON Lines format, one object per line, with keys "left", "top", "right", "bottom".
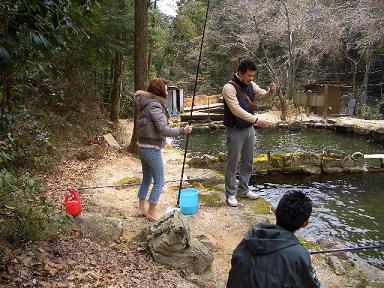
{"left": 72, "top": 213, "right": 123, "bottom": 243}
{"left": 188, "top": 154, "right": 225, "bottom": 172}
{"left": 136, "top": 211, "right": 214, "bottom": 274}
{"left": 284, "top": 152, "right": 321, "bottom": 174}
{"left": 372, "top": 127, "right": 384, "bottom": 142}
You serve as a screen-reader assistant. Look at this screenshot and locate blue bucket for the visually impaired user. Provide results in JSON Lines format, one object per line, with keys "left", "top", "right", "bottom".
{"left": 177, "top": 188, "right": 199, "bottom": 215}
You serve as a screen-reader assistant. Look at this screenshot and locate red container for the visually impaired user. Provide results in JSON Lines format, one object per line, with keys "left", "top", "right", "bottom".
{"left": 65, "top": 189, "right": 82, "bottom": 217}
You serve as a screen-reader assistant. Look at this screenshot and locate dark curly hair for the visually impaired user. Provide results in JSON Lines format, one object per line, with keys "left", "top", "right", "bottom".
{"left": 275, "top": 191, "right": 313, "bottom": 232}
{"left": 147, "top": 78, "right": 168, "bottom": 98}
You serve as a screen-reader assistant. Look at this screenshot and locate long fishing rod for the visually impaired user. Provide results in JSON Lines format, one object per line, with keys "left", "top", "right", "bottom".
{"left": 177, "top": 0, "right": 210, "bottom": 206}
{"left": 309, "top": 245, "right": 384, "bottom": 255}
{"left": 76, "top": 177, "right": 208, "bottom": 191}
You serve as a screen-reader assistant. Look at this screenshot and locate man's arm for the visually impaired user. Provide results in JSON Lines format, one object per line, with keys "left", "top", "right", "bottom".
{"left": 252, "top": 82, "right": 275, "bottom": 102}
{"left": 222, "top": 83, "right": 258, "bottom": 124}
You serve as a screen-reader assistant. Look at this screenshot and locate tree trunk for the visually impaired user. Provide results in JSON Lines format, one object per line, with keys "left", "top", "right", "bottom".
{"left": 128, "top": 0, "right": 149, "bottom": 154}
{"left": 1, "top": 71, "right": 11, "bottom": 113}
{"left": 282, "top": 2, "right": 294, "bottom": 100}
{"left": 351, "top": 62, "right": 359, "bottom": 114}
{"left": 110, "top": 52, "right": 123, "bottom": 124}
{"left": 363, "top": 49, "right": 372, "bottom": 107}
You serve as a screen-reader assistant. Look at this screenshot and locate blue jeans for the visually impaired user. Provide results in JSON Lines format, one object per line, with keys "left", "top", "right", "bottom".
{"left": 138, "top": 147, "right": 164, "bottom": 204}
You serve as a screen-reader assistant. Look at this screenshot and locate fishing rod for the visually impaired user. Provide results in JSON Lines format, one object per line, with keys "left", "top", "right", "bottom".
{"left": 177, "top": 0, "right": 210, "bottom": 206}
{"left": 309, "top": 245, "right": 384, "bottom": 255}
{"left": 76, "top": 177, "right": 208, "bottom": 191}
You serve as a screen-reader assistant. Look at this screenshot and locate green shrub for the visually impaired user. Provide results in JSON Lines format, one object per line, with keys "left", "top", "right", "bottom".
{"left": 0, "top": 169, "right": 58, "bottom": 252}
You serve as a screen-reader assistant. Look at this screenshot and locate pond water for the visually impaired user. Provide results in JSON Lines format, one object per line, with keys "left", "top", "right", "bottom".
{"left": 171, "top": 129, "right": 384, "bottom": 268}
{"left": 171, "top": 128, "right": 384, "bottom": 156}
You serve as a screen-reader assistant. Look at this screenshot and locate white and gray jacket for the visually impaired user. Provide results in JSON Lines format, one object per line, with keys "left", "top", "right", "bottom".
{"left": 135, "top": 90, "right": 184, "bottom": 149}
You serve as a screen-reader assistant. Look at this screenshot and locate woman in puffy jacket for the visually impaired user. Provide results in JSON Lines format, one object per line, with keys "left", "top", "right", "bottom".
{"left": 134, "top": 78, "right": 192, "bottom": 221}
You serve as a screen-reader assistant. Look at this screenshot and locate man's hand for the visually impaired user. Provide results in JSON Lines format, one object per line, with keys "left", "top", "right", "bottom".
{"left": 255, "top": 119, "right": 273, "bottom": 128}
{"left": 269, "top": 82, "right": 276, "bottom": 94}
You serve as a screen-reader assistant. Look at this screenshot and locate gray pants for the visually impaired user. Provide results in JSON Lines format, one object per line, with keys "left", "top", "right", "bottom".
{"left": 225, "top": 126, "right": 255, "bottom": 197}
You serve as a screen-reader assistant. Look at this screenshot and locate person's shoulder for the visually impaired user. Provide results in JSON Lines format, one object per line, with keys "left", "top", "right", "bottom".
{"left": 223, "top": 82, "right": 236, "bottom": 92}
{"left": 284, "top": 243, "right": 311, "bottom": 263}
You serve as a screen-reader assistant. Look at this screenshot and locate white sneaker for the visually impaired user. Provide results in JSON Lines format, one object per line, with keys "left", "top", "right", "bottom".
{"left": 238, "top": 191, "right": 259, "bottom": 200}
{"left": 226, "top": 195, "right": 238, "bottom": 207}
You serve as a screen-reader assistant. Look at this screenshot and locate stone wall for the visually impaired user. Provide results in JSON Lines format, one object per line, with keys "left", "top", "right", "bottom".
{"left": 188, "top": 152, "right": 367, "bottom": 175}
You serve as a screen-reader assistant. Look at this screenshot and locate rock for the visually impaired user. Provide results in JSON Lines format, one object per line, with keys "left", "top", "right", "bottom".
{"left": 326, "top": 255, "right": 347, "bottom": 275}
{"left": 336, "top": 124, "right": 353, "bottom": 133}
{"left": 372, "top": 127, "right": 384, "bottom": 142}
{"left": 284, "top": 152, "right": 321, "bottom": 170}
{"left": 103, "top": 133, "right": 121, "bottom": 149}
{"left": 268, "top": 153, "right": 284, "bottom": 173}
{"left": 314, "top": 123, "right": 326, "bottom": 129}
{"left": 188, "top": 154, "right": 225, "bottom": 172}
{"left": 323, "top": 167, "right": 344, "bottom": 174}
{"left": 288, "top": 121, "right": 303, "bottom": 131}
{"left": 253, "top": 154, "right": 270, "bottom": 174}
{"left": 196, "top": 234, "right": 218, "bottom": 252}
{"left": 321, "top": 152, "right": 344, "bottom": 173}
{"left": 341, "top": 156, "right": 356, "bottom": 169}
{"left": 352, "top": 126, "right": 371, "bottom": 135}
{"left": 137, "top": 211, "right": 214, "bottom": 274}
{"left": 351, "top": 152, "right": 364, "bottom": 166}
{"left": 73, "top": 213, "right": 123, "bottom": 243}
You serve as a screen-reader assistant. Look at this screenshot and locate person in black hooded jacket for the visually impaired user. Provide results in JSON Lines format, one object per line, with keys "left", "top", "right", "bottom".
{"left": 227, "top": 191, "right": 322, "bottom": 288}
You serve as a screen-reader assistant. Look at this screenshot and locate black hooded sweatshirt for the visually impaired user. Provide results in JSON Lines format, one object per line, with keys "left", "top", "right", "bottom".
{"left": 227, "top": 224, "right": 321, "bottom": 288}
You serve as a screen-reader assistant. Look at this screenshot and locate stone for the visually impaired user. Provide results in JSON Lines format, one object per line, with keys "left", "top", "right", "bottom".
{"left": 103, "top": 133, "right": 121, "bottom": 149}
{"left": 352, "top": 126, "right": 371, "bottom": 136}
{"left": 73, "top": 213, "right": 123, "bottom": 243}
{"left": 326, "top": 255, "right": 347, "bottom": 275}
{"left": 268, "top": 153, "right": 284, "bottom": 172}
{"left": 372, "top": 128, "right": 384, "bottom": 142}
{"left": 253, "top": 154, "right": 270, "bottom": 174}
{"left": 188, "top": 154, "right": 225, "bottom": 172}
{"left": 196, "top": 234, "right": 218, "bottom": 252}
{"left": 336, "top": 124, "right": 353, "bottom": 133}
{"left": 323, "top": 167, "right": 343, "bottom": 174}
{"left": 351, "top": 152, "right": 365, "bottom": 166}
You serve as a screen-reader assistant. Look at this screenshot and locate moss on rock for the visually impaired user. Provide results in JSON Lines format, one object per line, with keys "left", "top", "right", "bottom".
{"left": 199, "top": 193, "right": 223, "bottom": 207}
{"left": 240, "top": 197, "right": 272, "bottom": 215}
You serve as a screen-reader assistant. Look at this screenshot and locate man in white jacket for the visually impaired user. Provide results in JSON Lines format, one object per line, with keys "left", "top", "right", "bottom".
{"left": 222, "top": 60, "right": 276, "bottom": 207}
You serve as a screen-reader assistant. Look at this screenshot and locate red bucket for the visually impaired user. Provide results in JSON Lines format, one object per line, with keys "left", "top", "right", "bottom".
{"left": 65, "top": 189, "right": 82, "bottom": 217}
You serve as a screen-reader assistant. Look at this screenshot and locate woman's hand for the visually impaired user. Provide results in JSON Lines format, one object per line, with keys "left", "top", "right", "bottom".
{"left": 184, "top": 125, "right": 193, "bottom": 134}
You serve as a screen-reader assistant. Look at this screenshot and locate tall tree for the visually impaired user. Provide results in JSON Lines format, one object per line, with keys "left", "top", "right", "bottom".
{"left": 128, "top": 0, "right": 149, "bottom": 153}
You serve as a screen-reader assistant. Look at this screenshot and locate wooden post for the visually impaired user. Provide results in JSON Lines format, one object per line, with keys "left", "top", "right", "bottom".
{"left": 323, "top": 85, "right": 328, "bottom": 119}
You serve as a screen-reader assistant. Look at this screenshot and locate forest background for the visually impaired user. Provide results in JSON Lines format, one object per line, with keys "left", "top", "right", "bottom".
{"left": 0, "top": 0, "right": 383, "bottom": 250}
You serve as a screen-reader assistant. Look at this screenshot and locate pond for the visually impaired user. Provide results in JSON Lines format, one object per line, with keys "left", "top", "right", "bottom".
{"left": 171, "top": 128, "right": 384, "bottom": 156}
{"left": 171, "top": 129, "right": 384, "bottom": 268}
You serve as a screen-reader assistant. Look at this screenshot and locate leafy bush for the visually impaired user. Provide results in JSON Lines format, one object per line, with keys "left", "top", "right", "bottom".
{"left": 0, "top": 169, "right": 58, "bottom": 252}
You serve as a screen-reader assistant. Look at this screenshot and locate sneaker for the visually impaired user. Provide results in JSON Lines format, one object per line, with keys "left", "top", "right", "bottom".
{"left": 238, "top": 191, "right": 259, "bottom": 200}
{"left": 226, "top": 195, "right": 238, "bottom": 207}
